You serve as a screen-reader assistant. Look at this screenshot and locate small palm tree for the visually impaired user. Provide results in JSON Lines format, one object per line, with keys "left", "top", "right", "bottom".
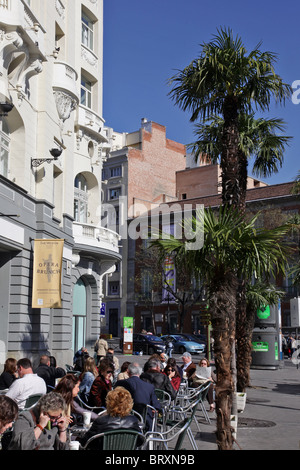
{"left": 152, "top": 205, "right": 289, "bottom": 450}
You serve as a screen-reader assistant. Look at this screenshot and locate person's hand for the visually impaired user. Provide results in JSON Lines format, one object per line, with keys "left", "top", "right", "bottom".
{"left": 57, "top": 415, "right": 69, "bottom": 432}
{"left": 39, "top": 412, "right": 50, "bottom": 429}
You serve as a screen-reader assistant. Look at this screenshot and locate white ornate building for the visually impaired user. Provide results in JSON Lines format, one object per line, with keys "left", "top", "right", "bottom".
{"left": 0, "top": 0, "right": 120, "bottom": 366}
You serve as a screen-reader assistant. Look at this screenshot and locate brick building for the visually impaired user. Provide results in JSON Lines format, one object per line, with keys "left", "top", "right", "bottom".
{"left": 101, "top": 119, "right": 186, "bottom": 336}
{"left": 133, "top": 162, "right": 300, "bottom": 334}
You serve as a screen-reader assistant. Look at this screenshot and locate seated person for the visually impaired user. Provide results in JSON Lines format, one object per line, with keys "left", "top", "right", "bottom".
{"left": 181, "top": 352, "right": 197, "bottom": 380}
{"left": 88, "top": 359, "right": 114, "bottom": 408}
{"left": 189, "top": 358, "right": 216, "bottom": 411}
{"left": 8, "top": 392, "right": 69, "bottom": 450}
{"left": 79, "top": 357, "right": 99, "bottom": 402}
{"left": 35, "top": 355, "right": 66, "bottom": 392}
{"left": 164, "top": 364, "right": 181, "bottom": 391}
{"left": 5, "top": 358, "right": 46, "bottom": 410}
{"left": 79, "top": 387, "right": 143, "bottom": 449}
{"left": 0, "top": 358, "right": 17, "bottom": 390}
{"left": 140, "top": 359, "right": 176, "bottom": 400}
{"left": 0, "top": 395, "right": 18, "bottom": 434}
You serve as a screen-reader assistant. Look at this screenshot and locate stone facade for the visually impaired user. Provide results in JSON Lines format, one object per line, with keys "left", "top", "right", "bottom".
{"left": 0, "top": 0, "right": 120, "bottom": 368}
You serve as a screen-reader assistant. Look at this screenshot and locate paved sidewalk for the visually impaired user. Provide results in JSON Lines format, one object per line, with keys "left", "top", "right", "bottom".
{"left": 115, "top": 353, "right": 300, "bottom": 451}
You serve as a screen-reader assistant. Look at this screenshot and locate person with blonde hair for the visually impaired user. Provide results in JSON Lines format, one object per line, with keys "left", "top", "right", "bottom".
{"left": 79, "top": 356, "right": 99, "bottom": 401}
{"left": 79, "top": 387, "right": 143, "bottom": 449}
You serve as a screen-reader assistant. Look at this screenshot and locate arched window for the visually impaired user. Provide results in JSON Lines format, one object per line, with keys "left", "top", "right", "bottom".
{"left": 0, "top": 119, "right": 10, "bottom": 178}
{"left": 74, "top": 174, "right": 88, "bottom": 223}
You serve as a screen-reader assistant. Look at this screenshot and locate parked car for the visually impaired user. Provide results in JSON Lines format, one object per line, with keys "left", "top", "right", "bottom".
{"left": 193, "top": 333, "right": 208, "bottom": 344}
{"left": 180, "top": 333, "right": 206, "bottom": 347}
{"left": 132, "top": 333, "right": 166, "bottom": 355}
{"left": 161, "top": 334, "right": 205, "bottom": 355}
{"left": 180, "top": 333, "right": 207, "bottom": 354}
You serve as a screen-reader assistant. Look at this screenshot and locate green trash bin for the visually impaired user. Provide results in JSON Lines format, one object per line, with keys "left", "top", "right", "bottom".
{"left": 255, "top": 304, "right": 277, "bottom": 328}
{"left": 251, "top": 328, "right": 279, "bottom": 370}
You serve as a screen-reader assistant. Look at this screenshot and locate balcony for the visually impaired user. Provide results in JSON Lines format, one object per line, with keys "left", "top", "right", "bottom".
{"left": 53, "top": 61, "right": 78, "bottom": 98}
{"left": 73, "top": 222, "right": 121, "bottom": 260}
{"left": 76, "top": 104, "right": 107, "bottom": 143}
{"left": 0, "top": 0, "right": 46, "bottom": 57}
{"left": 52, "top": 61, "right": 79, "bottom": 122}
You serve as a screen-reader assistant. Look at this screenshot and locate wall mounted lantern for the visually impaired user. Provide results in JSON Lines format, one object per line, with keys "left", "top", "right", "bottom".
{"left": 31, "top": 148, "right": 63, "bottom": 168}
{"left": 0, "top": 102, "right": 14, "bottom": 117}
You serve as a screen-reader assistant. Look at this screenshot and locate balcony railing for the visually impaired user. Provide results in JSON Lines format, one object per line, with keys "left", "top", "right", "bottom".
{"left": 77, "top": 104, "right": 107, "bottom": 142}
{"left": 73, "top": 221, "right": 120, "bottom": 254}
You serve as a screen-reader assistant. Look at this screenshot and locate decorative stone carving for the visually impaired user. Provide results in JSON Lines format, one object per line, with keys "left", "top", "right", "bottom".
{"left": 0, "top": 29, "right": 23, "bottom": 69}
{"left": 81, "top": 45, "right": 98, "bottom": 68}
{"left": 54, "top": 90, "right": 77, "bottom": 123}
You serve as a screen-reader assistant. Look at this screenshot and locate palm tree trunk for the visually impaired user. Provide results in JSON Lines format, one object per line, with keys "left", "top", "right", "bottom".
{"left": 221, "top": 96, "right": 240, "bottom": 208}
{"left": 210, "top": 270, "right": 237, "bottom": 450}
{"left": 236, "top": 279, "right": 253, "bottom": 392}
{"left": 237, "top": 151, "right": 248, "bottom": 215}
{"left": 235, "top": 152, "right": 251, "bottom": 391}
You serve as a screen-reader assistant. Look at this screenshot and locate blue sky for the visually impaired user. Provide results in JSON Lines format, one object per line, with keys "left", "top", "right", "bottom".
{"left": 103, "top": 0, "right": 300, "bottom": 185}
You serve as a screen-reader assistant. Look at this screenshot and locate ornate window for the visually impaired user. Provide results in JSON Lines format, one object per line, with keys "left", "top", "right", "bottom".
{"left": 74, "top": 174, "right": 88, "bottom": 223}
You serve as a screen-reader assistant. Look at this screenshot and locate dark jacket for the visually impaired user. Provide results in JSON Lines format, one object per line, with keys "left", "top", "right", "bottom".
{"left": 140, "top": 369, "right": 176, "bottom": 400}
{"left": 181, "top": 362, "right": 197, "bottom": 379}
{"left": 88, "top": 375, "right": 112, "bottom": 408}
{"left": 79, "top": 414, "right": 142, "bottom": 449}
{"left": 115, "top": 375, "right": 162, "bottom": 430}
{"left": 35, "top": 363, "right": 66, "bottom": 392}
{"left": 0, "top": 371, "right": 16, "bottom": 390}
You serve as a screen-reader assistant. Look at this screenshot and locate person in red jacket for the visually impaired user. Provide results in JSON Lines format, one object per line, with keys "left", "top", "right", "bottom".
{"left": 164, "top": 364, "right": 181, "bottom": 391}
{"left": 88, "top": 359, "right": 114, "bottom": 408}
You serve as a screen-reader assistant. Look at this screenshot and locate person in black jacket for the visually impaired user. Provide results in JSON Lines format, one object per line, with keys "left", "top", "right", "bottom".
{"left": 0, "top": 358, "right": 17, "bottom": 390}
{"left": 35, "top": 355, "right": 66, "bottom": 392}
{"left": 140, "top": 358, "right": 177, "bottom": 401}
{"left": 79, "top": 387, "right": 143, "bottom": 449}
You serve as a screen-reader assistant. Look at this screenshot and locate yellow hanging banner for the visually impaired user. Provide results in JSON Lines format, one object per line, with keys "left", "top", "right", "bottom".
{"left": 32, "top": 239, "right": 64, "bottom": 309}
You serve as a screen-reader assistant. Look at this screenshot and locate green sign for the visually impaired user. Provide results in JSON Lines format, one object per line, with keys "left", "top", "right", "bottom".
{"left": 275, "top": 341, "right": 279, "bottom": 360}
{"left": 123, "top": 317, "right": 133, "bottom": 328}
{"left": 256, "top": 305, "right": 270, "bottom": 320}
{"left": 252, "top": 341, "right": 269, "bottom": 352}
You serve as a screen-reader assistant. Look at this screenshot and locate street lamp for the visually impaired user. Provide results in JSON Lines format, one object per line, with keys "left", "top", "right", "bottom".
{"left": 31, "top": 148, "right": 63, "bottom": 168}
{"left": 0, "top": 102, "right": 14, "bottom": 117}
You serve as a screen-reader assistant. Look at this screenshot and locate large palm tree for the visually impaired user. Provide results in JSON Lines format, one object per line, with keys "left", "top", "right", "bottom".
{"left": 152, "top": 206, "right": 289, "bottom": 449}
{"left": 168, "top": 27, "right": 292, "bottom": 401}
{"left": 188, "top": 113, "right": 291, "bottom": 389}
{"left": 168, "top": 27, "right": 292, "bottom": 208}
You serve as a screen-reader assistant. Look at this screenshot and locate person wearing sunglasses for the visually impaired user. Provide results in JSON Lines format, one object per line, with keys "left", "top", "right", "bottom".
{"left": 163, "top": 365, "right": 181, "bottom": 391}
{"left": 88, "top": 359, "right": 114, "bottom": 408}
{"left": 8, "top": 392, "right": 69, "bottom": 450}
